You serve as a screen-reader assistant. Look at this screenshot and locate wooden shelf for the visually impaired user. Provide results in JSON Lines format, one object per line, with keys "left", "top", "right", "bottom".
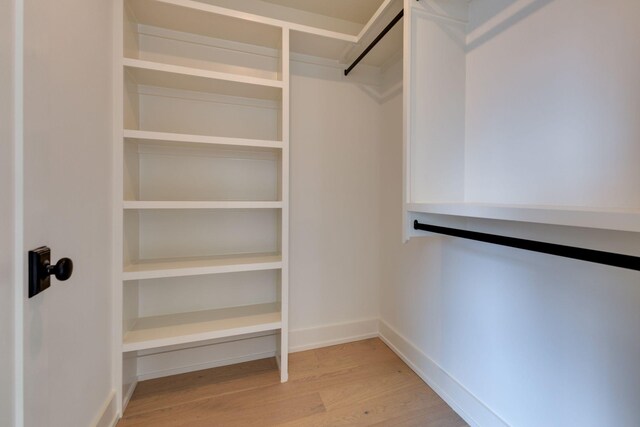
{"left": 123, "top": 252, "right": 282, "bottom": 281}
{"left": 407, "top": 202, "right": 640, "bottom": 233}
{"left": 123, "top": 201, "right": 283, "bottom": 210}
{"left": 122, "top": 302, "right": 282, "bottom": 352}
{"left": 123, "top": 130, "right": 283, "bottom": 149}
{"left": 124, "top": 58, "right": 282, "bottom": 101}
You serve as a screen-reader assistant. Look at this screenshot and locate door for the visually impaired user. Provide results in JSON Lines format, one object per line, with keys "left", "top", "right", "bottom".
{"left": 19, "top": 0, "right": 115, "bottom": 425}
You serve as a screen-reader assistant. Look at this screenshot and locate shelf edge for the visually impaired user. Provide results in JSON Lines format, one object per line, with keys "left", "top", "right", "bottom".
{"left": 407, "top": 202, "right": 640, "bottom": 233}
{"left": 122, "top": 321, "right": 282, "bottom": 352}
{"left": 123, "top": 260, "right": 283, "bottom": 281}
{"left": 123, "top": 130, "right": 283, "bottom": 149}
{"left": 155, "top": 0, "right": 358, "bottom": 43}
{"left": 122, "top": 201, "right": 284, "bottom": 210}
{"left": 123, "top": 58, "right": 285, "bottom": 89}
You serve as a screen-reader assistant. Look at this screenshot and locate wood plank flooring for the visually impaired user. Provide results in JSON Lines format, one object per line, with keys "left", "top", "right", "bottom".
{"left": 117, "top": 338, "right": 467, "bottom": 427}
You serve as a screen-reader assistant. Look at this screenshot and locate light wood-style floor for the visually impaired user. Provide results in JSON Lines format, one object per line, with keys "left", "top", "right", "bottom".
{"left": 117, "top": 338, "right": 467, "bottom": 426}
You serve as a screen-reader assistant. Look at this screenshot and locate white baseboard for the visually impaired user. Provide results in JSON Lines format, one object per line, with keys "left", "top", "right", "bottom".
{"left": 122, "top": 380, "right": 138, "bottom": 414}
{"left": 378, "top": 320, "right": 510, "bottom": 427}
{"left": 92, "top": 390, "right": 118, "bottom": 427}
{"left": 136, "top": 319, "right": 379, "bottom": 381}
{"left": 136, "top": 333, "right": 278, "bottom": 381}
{"left": 289, "top": 318, "right": 379, "bottom": 353}
{"left": 117, "top": 318, "right": 504, "bottom": 427}
{"left": 137, "top": 350, "right": 277, "bottom": 381}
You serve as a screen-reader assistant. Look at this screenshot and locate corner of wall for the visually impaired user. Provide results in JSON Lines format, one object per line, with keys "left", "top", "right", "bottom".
{"left": 289, "top": 319, "right": 379, "bottom": 353}
{"left": 92, "top": 391, "right": 118, "bottom": 427}
{"left": 378, "top": 319, "right": 509, "bottom": 427}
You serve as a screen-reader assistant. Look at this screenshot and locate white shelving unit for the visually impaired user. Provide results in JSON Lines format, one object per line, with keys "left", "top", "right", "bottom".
{"left": 115, "top": 0, "right": 295, "bottom": 412}
{"left": 402, "top": 0, "right": 640, "bottom": 237}
{"left": 114, "top": 0, "right": 405, "bottom": 415}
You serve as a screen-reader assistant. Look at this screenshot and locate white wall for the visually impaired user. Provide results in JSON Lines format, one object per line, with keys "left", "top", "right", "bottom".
{"left": 289, "top": 62, "right": 383, "bottom": 346}
{"left": 465, "top": 0, "right": 640, "bottom": 208}
{"left": 21, "top": 1, "right": 114, "bottom": 426}
{"left": 382, "top": 208, "right": 640, "bottom": 426}
{"left": 381, "top": 1, "right": 640, "bottom": 426}
{"left": 0, "top": 0, "right": 15, "bottom": 425}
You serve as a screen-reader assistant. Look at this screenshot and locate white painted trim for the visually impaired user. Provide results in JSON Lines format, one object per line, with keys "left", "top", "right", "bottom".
{"left": 124, "top": 130, "right": 283, "bottom": 149}
{"left": 123, "top": 57, "right": 284, "bottom": 89}
{"left": 123, "top": 201, "right": 284, "bottom": 210}
{"left": 356, "top": 0, "right": 397, "bottom": 41}
{"left": 408, "top": 202, "right": 640, "bottom": 234}
{"left": 278, "top": 26, "right": 290, "bottom": 384}
{"left": 137, "top": 350, "right": 277, "bottom": 381}
{"left": 134, "top": 330, "right": 277, "bottom": 356}
{"left": 136, "top": 84, "right": 281, "bottom": 110}
{"left": 13, "top": 0, "right": 24, "bottom": 425}
{"left": 91, "top": 391, "right": 118, "bottom": 427}
{"left": 339, "top": 0, "right": 400, "bottom": 63}
{"left": 137, "top": 24, "right": 280, "bottom": 60}
{"left": 289, "top": 52, "right": 381, "bottom": 85}
{"left": 121, "top": 380, "right": 138, "bottom": 413}
{"left": 275, "top": 353, "right": 282, "bottom": 371}
{"left": 133, "top": 141, "right": 280, "bottom": 158}
{"left": 112, "top": 0, "right": 125, "bottom": 416}
{"left": 378, "top": 320, "right": 510, "bottom": 427}
{"left": 356, "top": 80, "right": 402, "bottom": 104}
{"left": 402, "top": 0, "right": 411, "bottom": 243}
{"left": 123, "top": 310, "right": 282, "bottom": 353}
{"left": 123, "top": 253, "right": 282, "bottom": 281}
{"left": 412, "top": 1, "right": 469, "bottom": 26}
{"left": 151, "top": 0, "right": 357, "bottom": 43}
{"left": 289, "top": 318, "right": 379, "bottom": 353}
{"left": 122, "top": 321, "right": 380, "bottom": 384}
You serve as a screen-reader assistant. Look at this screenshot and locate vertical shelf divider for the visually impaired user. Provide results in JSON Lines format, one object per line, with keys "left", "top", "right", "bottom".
{"left": 112, "top": 0, "right": 126, "bottom": 417}
{"left": 278, "top": 26, "right": 290, "bottom": 383}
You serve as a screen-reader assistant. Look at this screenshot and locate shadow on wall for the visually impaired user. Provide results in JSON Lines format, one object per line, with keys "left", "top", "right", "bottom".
{"left": 466, "top": 0, "right": 556, "bottom": 52}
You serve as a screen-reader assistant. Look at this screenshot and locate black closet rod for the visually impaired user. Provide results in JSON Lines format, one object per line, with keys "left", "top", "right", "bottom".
{"left": 413, "top": 220, "right": 640, "bottom": 271}
{"left": 344, "top": 9, "right": 404, "bottom": 76}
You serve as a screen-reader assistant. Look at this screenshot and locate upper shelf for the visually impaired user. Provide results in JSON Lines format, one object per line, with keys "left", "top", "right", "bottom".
{"left": 126, "top": 0, "right": 404, "bottom": 66}
{"left": 203, "top": 0, "right": 384, "bottom": 36}
{"left": 124, "top": 59, "right": 283, "bottom": 90}
{"left": 407, "top": 203, "right": 640, "bottom": 233}
{"left": 124, "top": 58, "right": 282, "bottom": 101}
{"left": 126, "top": 0, "right": 284, "bottom": 49}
